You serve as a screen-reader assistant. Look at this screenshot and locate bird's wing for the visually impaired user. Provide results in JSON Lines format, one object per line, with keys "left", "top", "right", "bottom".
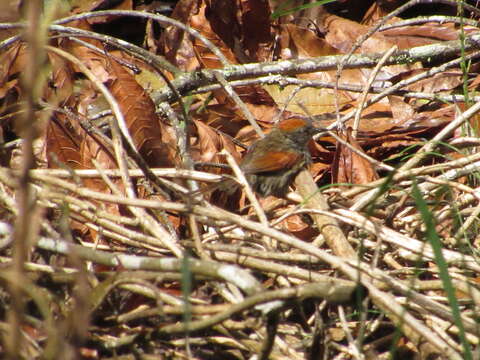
{"left": 241, "top": 151, "right": 301, "bottom": 174}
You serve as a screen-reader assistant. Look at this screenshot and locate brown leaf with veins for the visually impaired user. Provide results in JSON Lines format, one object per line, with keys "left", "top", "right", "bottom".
{"left": 320, "top": 12, "right": 393, "bottom": 54}
{"left": 281, "top": 207, "right": 319, "bottom": 241}
{"left": 380, "top": 22, "right": 458, "bottom": 49}
{"left": 190, "top": 0, "right": 237, "bottom": 68}
{"left": 387, "top": 95, "right": 415, "bottom": 127}
{"left": 163, "top": 0, "right": 278, "bottom": 112}
{"left": 45, "top": 110, "right": 82, "bottom": 169}
{"left": 266, "top": 24, "right": 367, "bottom": 114}
{"left": 362, "top": 0, "right": 391, "bottom": 24}
{"left": 193, "top": 0, "right": 273, "bottom": 64}
{"left": 363, "top": 1, "right": 458, "bottom": 47}
{"left": 332, "top": 128, "right": 379, "bottom": 185}
{"left": 108, "top": 59, "right": 176, "bottom": 168}
{"left": 61, "top": 20, "right": 114, "bottom": 83}
{"left": 390, "top": 69, "right": 463, "bottom": 94}
{"left": 191, "top": 119, "right": 241, "bottom": 172}
{"left": 0, "top": 42, "right": 25, "bottom": 86}
{"left": 319, "top": 12, "right": 413, "bottom": 79}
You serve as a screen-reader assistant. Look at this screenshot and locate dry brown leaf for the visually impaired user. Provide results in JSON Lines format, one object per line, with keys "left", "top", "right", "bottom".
{"left": 45, "top": 52, "right": 75, "bottom": 105}
{"left": 364, "top": 134, "right": 422, "bottom": 160}
{"left": 388, "top": 95, "right": 416, "bottom": 127}
{"left": 196, "top": 103, "right": 248, "bottom": 135}
{"left": 281, "top": 211, "right": 319, "bottom": 240}
{"left": 332, "top": 128, "right": 379, "bottom": 185}
{"left": 191, "top": 119, "right": 241, "bottom": 168}
{"left": 320, "top": 12, "right": 413, "bottom": 79}
{"left": 0, "top": 79, "right": 18, "bottom": 99}
{"left": 163, "top": 0, "right": 279, "bottom": 114}
{"left": 382, "top": 23, "right": 458, "bottom": 48}
{"left": 60, "top": 20, "right": 114, "bottom": 83}
{"left": 0, "top": 42, "right": 26, "bottom": 89}
{"left": 0, "top": 0, "right": 22, "bottom": 41}
{"left": 265, "top": 24, "right": 372, "bottom": 114}
{"left": 237, "top": 0, "right": 273, "bottom": 62}
{"left": 45, "top": 112, "right": 82, "bottom": 169}
{"left": 213, "top": 81, "right": 278, "bottom": 116}
{"left": 190, "top": 0, "right": 237, "bottom": 68}
{"left": 362, "top": 1, "right": 391, "bottom": 24}
{"left": 109, "top": 59, "right": 176, "bottom": 167}
{"left": 321, "top": 13, "right": 394, "bottom": 54}
{"left": 345, "top": 102, "right": 395, "bottom": 133}
{"left": 285, "top": 23, "right": 339, "bottom": 58}
{"left": 76, "top": 81, "right": 117, "bottom": 174}
{"left": 71, "top": 0, "right": 133, "bottom": 19}
{"left": 160, "top": 0, "right": 201, "bottom": 71}
{"left": 391, "top": 69, "right": 463, "bottom": 94}
{"left": 411, "top": 105, "right": 455, "bottom": 128}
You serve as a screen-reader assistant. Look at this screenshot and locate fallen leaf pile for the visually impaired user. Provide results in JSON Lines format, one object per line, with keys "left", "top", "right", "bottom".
{"left": 1, "top": 0, "right": 480, "bottom": 358}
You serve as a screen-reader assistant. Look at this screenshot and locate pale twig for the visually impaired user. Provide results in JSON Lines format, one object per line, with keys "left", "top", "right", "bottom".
{"left": 46, "top": 45, "right": 137, "bottom": 203}
{"left": 332, "top": 208, "right": 480, "bottom": 273}
{"left": 33, "top": 237, "right": 263, "bottom": 293}
{"left": 9, "top": 1, "right": 45, "bottom": 355}
{"left": 454, "top": 201, "right": 480, "bottom": 241}
{"left": 321, "top": 130, "right": 394, "bottom": 172}
{"left": 184, "top": 241, "right": 321, "bottom": 263}
{"left": 222, "top": 149, "right": 271, "bottom": 249}
{"left": 193, "top": 75, "right": 480, "bottom": 104}
{"left": 158, "top": 102, "right": 207, "bottom": 259}
{"left": 53, "top": 9, "right": 231, "bottom": 67}
{"left": 294, "top": 170, "right": 356, "bottom": 258}
{"left": 379, "top": 15, "right": 479, "bottom": 31}
{"left": 334, "top": 49, "right": 480, "bottom": 131}
{"left": 42, "top": 190, "right": 168, "bottom": 252}
{"left": 46, "top": 46, "right": 183, "bottom": 257}
{"left": 400, "top": 100, "right": 480, "bottom": 171}
{"left": 333, "top": 0, "right": 421, "bottom": 125}
{"left": 352, "top": 45, "right": 398, "bottom": 139}
{"left": 338, "top": 305, "right": 365, "bottom": 360}
{"left": 344, "top": 150, "right": 480, "bottom": 200}
{"left": 53, "top": 24, "right": 179, "bottom": 73}
{"left": 225, "top": 153, "right": 266, "bottom": 222}
{"left": 158, "top": 281, "right": 356, "bottom": 334}
{"left": 213, "top": 70, "right": 264, "bottom": 138}
{"left": 210, "top": 250, "right": 351, "bottom": 284}
{"left": 27, "top": 168, "right": 223, "bottom": 182}
{"left": 274, "top": 85, "right": 305, "bottom": 124}
{"left": 350, "top": 150, "right": 480, "bottom": 212}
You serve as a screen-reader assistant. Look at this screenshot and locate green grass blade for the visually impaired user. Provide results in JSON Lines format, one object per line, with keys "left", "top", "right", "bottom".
{"left": 411, "top": 182, "right": 472, "bottom": 360}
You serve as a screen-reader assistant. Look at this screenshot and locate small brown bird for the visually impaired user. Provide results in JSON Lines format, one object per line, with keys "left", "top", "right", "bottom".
{"left": 238, "top": 117, "right": 322, "bottom": 197}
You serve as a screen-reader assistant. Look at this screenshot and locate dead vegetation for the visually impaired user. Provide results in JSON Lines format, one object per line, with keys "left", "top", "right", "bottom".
{"left": 1, "top": 0, "right": 480, "bottom": 359}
